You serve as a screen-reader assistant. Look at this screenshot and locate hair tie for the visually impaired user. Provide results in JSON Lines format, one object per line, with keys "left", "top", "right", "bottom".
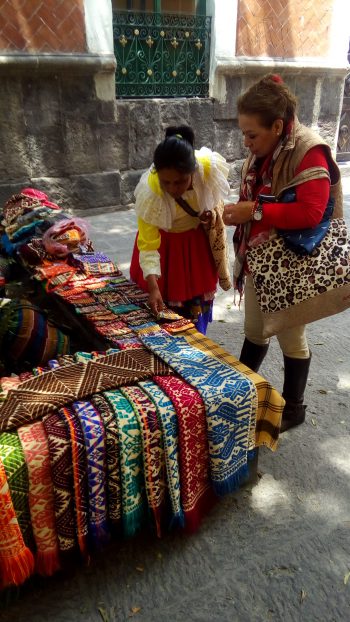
{"left": 270, "top": 74, "right": 283, "bottom": 84}
{"left": 175, "top": 133, "right": 183, "bottom": 139}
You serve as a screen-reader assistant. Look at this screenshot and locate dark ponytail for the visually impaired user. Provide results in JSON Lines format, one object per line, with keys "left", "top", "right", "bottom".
{"left": 153, "top": 125, "right": 196, "bottom": 173}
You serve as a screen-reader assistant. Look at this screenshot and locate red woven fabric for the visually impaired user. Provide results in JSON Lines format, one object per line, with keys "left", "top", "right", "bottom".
{"left": 154, "top": 375, "right": 216, "bottom": 533}
{"left": 0, "top": 457, "right": 34, "bottom": 589}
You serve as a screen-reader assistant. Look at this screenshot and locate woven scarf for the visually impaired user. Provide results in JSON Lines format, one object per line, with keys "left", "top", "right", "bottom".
{"left": 0, "top": 431, "right": 34, "bottom": 549}
{"left": 0, "top": 457, "right": 35, "bottom": 589}
{"left": 139, "top": 380, "right": 183, "bottom": 528}
{"left": 103, "top": 389, "right": 147, "bottom": 538}
{"left": 120, "top": 385, "right": 165, "bottom": 537}
{"left": 154, "top": 375, "right": 215, "bottom": 532}
{"left": 90, "top": 394, "right": 122, "bottom": 528}
{"left": 0, "top": 348, "right": 168, "bottom": 432}
{"left": 233, "top": 133, "right": 290, "bottom": 295}
{"left": 72, "top": 400, "right": 110, "bottom": 549}
{"left": 184, "top": 330, "right": 283, "bottom": 450}
{"left": 142, "top": 331, "right": 257, "bottom": 495}
{"left": 17, "top": 421, "right": 60, "bottom": 576}
{"left": 59, "top": 406, "right": 89, "bottom": 557}
{"left": 42, "top": 411, "right": 76, "bottom": 553}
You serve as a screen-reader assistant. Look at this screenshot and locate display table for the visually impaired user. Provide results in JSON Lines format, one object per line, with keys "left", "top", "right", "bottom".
{"left": 0, "top": 191, "right": 284, "bottom": 593}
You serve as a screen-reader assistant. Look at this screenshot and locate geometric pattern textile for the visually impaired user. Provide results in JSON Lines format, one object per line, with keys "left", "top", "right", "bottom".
{"left": 183, "top": 330, "right": 283, "bottom": 450}
{"left": 17, "top": 421, "right": 60, "bottom": 576}
{"left": 141, "top": 330, "right": 257, "bottom": 495}
{"left": 0, "top": 348, "right": 172, "bottom": 432}
{"left": 139, "top": 380, "right": 183, "bottom": 527}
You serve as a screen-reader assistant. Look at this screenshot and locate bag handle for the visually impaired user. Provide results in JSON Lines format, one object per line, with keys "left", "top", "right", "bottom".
{"left": 175, "top": 196, "right": 199, "bottom": 218}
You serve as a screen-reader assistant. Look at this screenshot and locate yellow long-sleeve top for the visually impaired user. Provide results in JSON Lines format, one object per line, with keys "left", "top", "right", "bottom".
{"left": 134, "top": 147, "right": 230, "bottom": 278}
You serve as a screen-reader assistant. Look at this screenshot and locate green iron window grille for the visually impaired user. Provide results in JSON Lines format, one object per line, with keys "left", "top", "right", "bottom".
{"left": 113, "top": 11, "right": 212, "bottom": 98}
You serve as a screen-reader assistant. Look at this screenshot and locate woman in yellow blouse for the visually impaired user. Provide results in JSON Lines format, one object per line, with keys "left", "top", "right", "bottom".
{"left": 130, "top": 125, "right": 231, "bottom": 334}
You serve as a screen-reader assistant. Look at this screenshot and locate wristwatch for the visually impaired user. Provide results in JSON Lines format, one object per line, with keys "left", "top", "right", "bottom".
{"left": 252, "top": 198, "right": 263, "bottom": 221}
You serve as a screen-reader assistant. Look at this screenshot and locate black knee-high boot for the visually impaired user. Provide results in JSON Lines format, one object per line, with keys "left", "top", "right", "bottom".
{"left": 280, "top": 354, "right": 312, "bottom": 433}
{"left": 239, "top": 338, "right": 269, "bottom": 372}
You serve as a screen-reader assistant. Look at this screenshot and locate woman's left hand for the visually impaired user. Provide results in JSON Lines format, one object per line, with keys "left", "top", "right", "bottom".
{"left": 223, "top": 201, "right": 255, "bottom": 225}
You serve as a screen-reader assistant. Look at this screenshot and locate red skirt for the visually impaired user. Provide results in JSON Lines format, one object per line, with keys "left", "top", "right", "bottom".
{"left": 130, "top": 226, "right": 218, "bottom": 304}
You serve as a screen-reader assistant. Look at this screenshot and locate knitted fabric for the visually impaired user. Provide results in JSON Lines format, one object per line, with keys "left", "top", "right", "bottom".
{"left": 120, "top": 385, "right": 165, "bottom": 537}
{"left": 0, "top": 431, "right": 34, "bottom": 549}
{"left": 0, "top": 457, "right": 35, "bottom": 589}
{"left": 42, "top": 411, "right": 76, "bottom": 552}
{"left": 59, "top": 406, "right": 89, "bottom": 557}
{"left": 103, "top": 389, "right": 147, "bottom": 537}
{"left": 17, "top": 421, "right": 60, "bottom": 576}
{"left": 72, "top": 400, "right": 110, "bottom": 549}
{"left": 139, "top": 380, "right": 183, "bottom": 527}
{"left": 142, "top": 331, "right": 257, "bottom": 495}
{"left": 183, "top": 330, "right": 284, "bottom": 450}
{"left": 0, "top": 348, "right": 171, "bottom": 432}
{"left": 154, "top": 375, "right": 215, "bottom": 533}
{"left": 91, "top": 394, "right": 122, "bottom": 526}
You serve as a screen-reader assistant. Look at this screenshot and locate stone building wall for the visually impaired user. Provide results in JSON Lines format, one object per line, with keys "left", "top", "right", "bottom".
{"left": 0, "top": 0, "right": 348, "bottom": 213}
{"left": 0, "top": 0, "right": 117, "bottom": 212}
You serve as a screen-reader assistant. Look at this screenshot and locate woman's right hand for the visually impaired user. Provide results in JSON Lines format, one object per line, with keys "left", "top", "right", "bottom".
{"left": 146, "top": 275, "right": 165, "bottom": 315}
{"left": 148, "top": 289, "right": 164, "bottom": 315}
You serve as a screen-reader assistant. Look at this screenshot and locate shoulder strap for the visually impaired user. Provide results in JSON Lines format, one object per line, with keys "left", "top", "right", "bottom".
{"left": 175, "top": 196, "right": 199, "bottom": 218}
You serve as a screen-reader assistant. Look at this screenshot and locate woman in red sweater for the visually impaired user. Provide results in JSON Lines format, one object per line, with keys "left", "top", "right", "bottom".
{"left": 223, "top": 73, "right": 342, "bottom": 432}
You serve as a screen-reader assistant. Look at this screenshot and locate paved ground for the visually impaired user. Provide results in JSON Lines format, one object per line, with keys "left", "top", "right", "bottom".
{"left": 1, "top": 170, "right": 350, "bottom": 622}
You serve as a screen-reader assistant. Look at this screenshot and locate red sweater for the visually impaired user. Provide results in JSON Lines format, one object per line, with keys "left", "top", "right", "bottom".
{"left": 250, "top": 145, "right": 330, "bottom": 240}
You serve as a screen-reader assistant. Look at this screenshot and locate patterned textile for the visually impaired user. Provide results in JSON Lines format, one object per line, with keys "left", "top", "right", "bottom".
{"left": 141, "top": 330, "right": 257, "bottom": 495}
{"left": 183, "top": 330, "right": 283, "bottom": 450}
{"left": 154, "top": 375, "right": 215, "bottom": 533}
{"left": 0, "top": 457, "right": 34, "bottom": 589}
{"left": 0, "top": 300, "right": 70, "bottom": 372}
{"left": 0, "top": 348, "right": 171, "bottom": 431}
{"left": 17, "top": 422, "right": 60, "bottom": 576}
{"left": 42, "top": 411, "right": 76, "bottom": 552}
{"left": 59, "top": 406, "right": 89, "bottom": 556}
{"left": 91, "top": 394, "right": 122, "bottom": 527}
{"left": 139, "top": 380, "right": 183, "bottom": 527}
{"left": 233, "top": 132, "right": 290, "bottom": 295}
{"left": 71, "top": 253, "right": 120, "bottom": 276}
{"left": 120, "top": 385, "right": 165, "bottom": 537}
{"left": 162, "top": 318, "right": 195, "bottom": 333}
{"left": 114, "top": 337, "right": 144, "bottom": 350}
{"left": 0, "top": 432, "right": 33, "bottom": 549}
{"left": 103, "top": 390, "right": 147, "bottom": 537}
{"left": 72, "top": 400, "right": 109, "bottom": 549}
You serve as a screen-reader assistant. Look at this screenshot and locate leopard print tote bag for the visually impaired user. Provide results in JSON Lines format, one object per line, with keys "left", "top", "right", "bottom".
{"left": 246, "top": 218, "right": 350, "bottom": 338}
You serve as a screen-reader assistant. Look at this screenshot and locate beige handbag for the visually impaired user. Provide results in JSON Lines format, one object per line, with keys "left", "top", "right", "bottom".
{"left": 246, "top": 218, "right": 350, "bottom": 338}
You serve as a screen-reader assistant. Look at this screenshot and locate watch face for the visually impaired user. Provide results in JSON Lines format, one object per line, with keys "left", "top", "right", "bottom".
{"left": 253, "top": 209, "right": 263, "bottom": 221}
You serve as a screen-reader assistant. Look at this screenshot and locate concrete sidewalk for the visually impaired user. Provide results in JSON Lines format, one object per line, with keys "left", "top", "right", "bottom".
{"left": 1, "top": 174, "right": 350, "bottom": 622}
